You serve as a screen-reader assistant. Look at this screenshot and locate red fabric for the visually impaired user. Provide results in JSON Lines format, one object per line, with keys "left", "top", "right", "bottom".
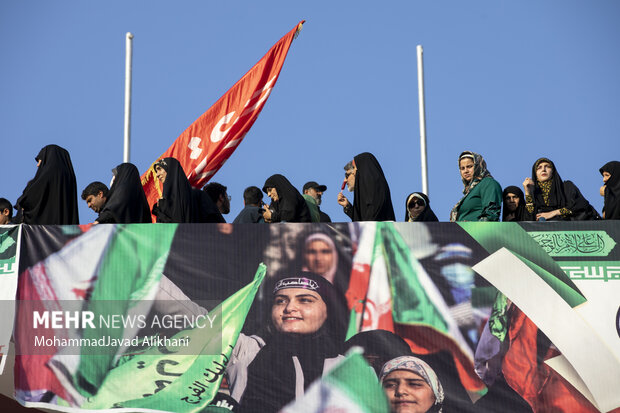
{"left": 503, "top": 307, "right": 600, "bottom": 413}
{"left": 13, "top": 267, "right": 71, "bottom": 403}
{"left": 141, "top": 21, "right": 304, "bottom": 221}
{"left": 345, "top": 261, "right": 484, "bottom": 394}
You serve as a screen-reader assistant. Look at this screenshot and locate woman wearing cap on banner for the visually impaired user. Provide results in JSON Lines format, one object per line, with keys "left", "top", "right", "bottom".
{"left": 380, "top": 355, "right": 445, "bottom": 413}
{"left": 228, "top": 271, "right": 348, "bottom": 412}
{"left": 599, "top": 160, "right": 620, "bottom": 220}
{"left": 14, "top": 144, "right": 79, "bottom": 224}
{"left": 337, "top": 152, "right": 395, "bottom": 221}
{"left": 404, "top": 192, "right": 438, "bottom": 222}
{"left": 522, "top": 157, "right": 599, "bottom": 221}
{"left": 262, "top": 174, "right": 312, "bottom": 223}
{"left": 449, "top": 151, "right": 501, "bottom": 222}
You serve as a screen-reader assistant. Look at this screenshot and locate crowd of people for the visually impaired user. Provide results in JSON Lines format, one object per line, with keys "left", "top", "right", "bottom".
{"left": 1, "top": 145, "right": 617, "bottom": 226}
{"left": 3, "top": 145, "right": 618, "bottom": 412}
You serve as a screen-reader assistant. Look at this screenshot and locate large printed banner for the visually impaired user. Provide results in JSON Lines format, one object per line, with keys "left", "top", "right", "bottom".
{"left": 0, "top": 225, "right": 20, "bottom": 374}
{"left": 7, "top": 222, "right": 620, "bottom": 412}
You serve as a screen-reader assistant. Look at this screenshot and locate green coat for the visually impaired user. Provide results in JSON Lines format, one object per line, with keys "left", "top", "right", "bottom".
{"left": 456, "top": 176, "right": 502, "bottom": 221}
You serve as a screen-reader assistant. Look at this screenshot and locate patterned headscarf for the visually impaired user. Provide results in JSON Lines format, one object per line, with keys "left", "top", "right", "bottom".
{"left": 449, "top": 151, "right": 492, "bottom": 222}
{"left": 380, "top": 356, "right": 445, "bottom": 412}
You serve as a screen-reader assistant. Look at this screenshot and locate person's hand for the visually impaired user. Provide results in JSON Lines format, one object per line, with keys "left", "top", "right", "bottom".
{"left": 536, "top": 210, "right": 560, "bottom": 221}
{"left": 523, "top": 177, "right": 535, "bottom": 195}
{"left": 600, "top": 185, "right": 606, "bottom": 197}
{"left": 262, "top": 207, "right": 272, "bottom": 222}
{"left": 337, "top": 192, "right": 350, "bottom": 208}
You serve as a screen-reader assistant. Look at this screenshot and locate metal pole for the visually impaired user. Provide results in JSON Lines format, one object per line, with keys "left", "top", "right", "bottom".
{"left": 123, "top": 32, "right": 134, "bottom": 163}
{"left": 416, "top": 45, "right": 429, "bottom": 196}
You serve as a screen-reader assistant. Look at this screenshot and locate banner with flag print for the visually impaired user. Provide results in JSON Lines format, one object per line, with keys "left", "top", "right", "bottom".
{"left": 0, "top": 225, "right": 20, "bottom": 375}
{"left": 6, "top": 221, "right": 620, "bottom": 412}
{"left": 141, "top": 21, "right": 304, "bottom": 219}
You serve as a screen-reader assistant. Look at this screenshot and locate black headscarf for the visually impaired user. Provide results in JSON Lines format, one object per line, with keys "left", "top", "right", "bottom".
{"left": 262, "top": 174, "right": 312, "bottom": 223}
{"left": 96, "top": 163, "right": 151, "bottom": 224}
{"left": 600, "top": 161, "right": 620, "bottom": 220}
{"left": 15, "top": 144, "right": 79, "bottom": 225}
{"left": 351, "top": 152, "right": 395, "bottom": 221}
{"left": 530, "top": 157, "right": 598, "bottom": 220}
{"left": 240, "top": 272, "right": 347, "bottom": 413}
{"left": 151, "top": 157, "right": 223, "bottom": 223}
{"left": 501, "top": 186, "right": 525, "bottom": 222}
{"left": 404, "top": 192, "right": 439, "bottom": 222}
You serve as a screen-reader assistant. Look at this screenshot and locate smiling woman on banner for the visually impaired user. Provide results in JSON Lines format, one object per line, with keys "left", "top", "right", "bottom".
{"left": 227, "top": 271, "right": 348, "bottom": 413}
{"left": 14, "top": 144, "right": 79, "bottom": 224}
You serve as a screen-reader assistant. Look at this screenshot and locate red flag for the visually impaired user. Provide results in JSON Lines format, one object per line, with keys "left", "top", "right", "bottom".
{"left": 141, "top": 21, "right": 304, "bottom": 217}
{"left": 502, "top": 307, "right": 607, "bottom": 413}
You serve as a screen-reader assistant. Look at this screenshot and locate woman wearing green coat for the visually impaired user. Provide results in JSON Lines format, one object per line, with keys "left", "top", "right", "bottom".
{"left": 449, "top": 151, "right": 502, "bottom": 222}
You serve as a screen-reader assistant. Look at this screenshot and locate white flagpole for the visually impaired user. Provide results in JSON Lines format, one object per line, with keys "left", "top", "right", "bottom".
{"left": 123, "top": 32, "right": 134, "bottom": 163}
{"left": 417, "top": 45, "right": 429, "bottom": 196}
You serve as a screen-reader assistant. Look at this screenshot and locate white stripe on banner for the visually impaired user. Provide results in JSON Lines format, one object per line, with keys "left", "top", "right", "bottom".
{"left": 473, "top": 248, "right": 620, "bottom": 412}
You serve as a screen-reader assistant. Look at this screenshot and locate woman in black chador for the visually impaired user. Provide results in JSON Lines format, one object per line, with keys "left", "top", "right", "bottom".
{"left": 338, "top": 152, "right": 395, "bottom": 221}
{"left": 96, "top": 163, "right": 152, "bottom": 224}
{"left": 151, "top": 157, "right": 223, "bottom": 223}
{"left": 262, "top": 174, "right": 312, "bottom": 223}
{"left": 501, "top": 186, "right": 526, "bottom": 222}
{"left": 600, "top": 161, "right": 620, "bottom": 220}
{"left": 522, "top": 157, "right": 599, "bottom": 221}
{"left": 404, "top": 192, "right": 439, "bottom": 222}
{"left": 14, "top": 144, "right": 79, "bottom": 224}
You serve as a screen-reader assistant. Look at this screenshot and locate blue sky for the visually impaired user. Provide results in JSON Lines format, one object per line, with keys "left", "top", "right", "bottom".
{"left": 1, "top": 1, "right": 619, "bottom": 223}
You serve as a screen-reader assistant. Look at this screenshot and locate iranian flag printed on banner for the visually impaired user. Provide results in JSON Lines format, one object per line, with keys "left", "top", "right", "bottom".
{"left": 345, "top": 222, "right": 485, "bottom": 396}
{"left": 141, "top": 21, "right": 305, "bottom": 219}
{"left": 280, "top": 351, "right": 390, "bottom": 413}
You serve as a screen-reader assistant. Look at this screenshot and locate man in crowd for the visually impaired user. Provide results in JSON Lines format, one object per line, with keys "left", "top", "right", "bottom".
{"left": 0, "top": 198, "right": 12, "bottom": 225}
{"left": 204, "top": 182, "right": 231, "bottom": 219}
{"left": 303, "top": 181, "right": 331, "bottom": 222}
{"left": 233, "top": 186, "right": 265, "bottom": 223}
{"left": 81, "top": 182, "right": 108, "bottom": 214}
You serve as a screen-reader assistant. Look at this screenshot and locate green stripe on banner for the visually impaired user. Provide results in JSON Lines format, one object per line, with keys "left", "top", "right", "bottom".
{"left": 84, "top": 264, "right": 266, "bottom": 412}
{"left": 380, "top": 223, "right": 448, "bottom": 333}
{"left": 76, "top": 224, "right": 178, "bottom": 397}
{"left": 322, "top": 352, "right": 390, "bottom": 413}
{"left": 459, "top": 222, "right": 586, "bottom": 307}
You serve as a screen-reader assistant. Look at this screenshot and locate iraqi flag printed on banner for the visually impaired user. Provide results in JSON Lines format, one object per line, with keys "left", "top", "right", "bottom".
{"left": 141, "top": 21, "right": 305, "bottom": 218}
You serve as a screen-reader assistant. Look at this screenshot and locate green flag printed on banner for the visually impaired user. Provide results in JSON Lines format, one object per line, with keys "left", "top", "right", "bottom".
{"left": 458, "top": 222, "right": 586, "bottom": 307}
{"left": 83, "top": 264, "right": 265, "bottom": 412}
{"left": 0, "top": 225, "right": 20, "bottom": 375}
{"left": 380, "top": 223, "right": 448, "bottom": 332}
{"left": 48, "top": 224, "right": 178, "bottom": 403}
{"left": 281, "top": 351, "right": 390, "bottom": 413}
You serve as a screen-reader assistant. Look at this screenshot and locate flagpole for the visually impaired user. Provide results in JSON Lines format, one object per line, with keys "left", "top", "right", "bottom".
{"left": 417, "top": 45, "right": 429, "bottom": 196}
{"left": 123, "top": 32, "right": 134, "bottom": 163}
